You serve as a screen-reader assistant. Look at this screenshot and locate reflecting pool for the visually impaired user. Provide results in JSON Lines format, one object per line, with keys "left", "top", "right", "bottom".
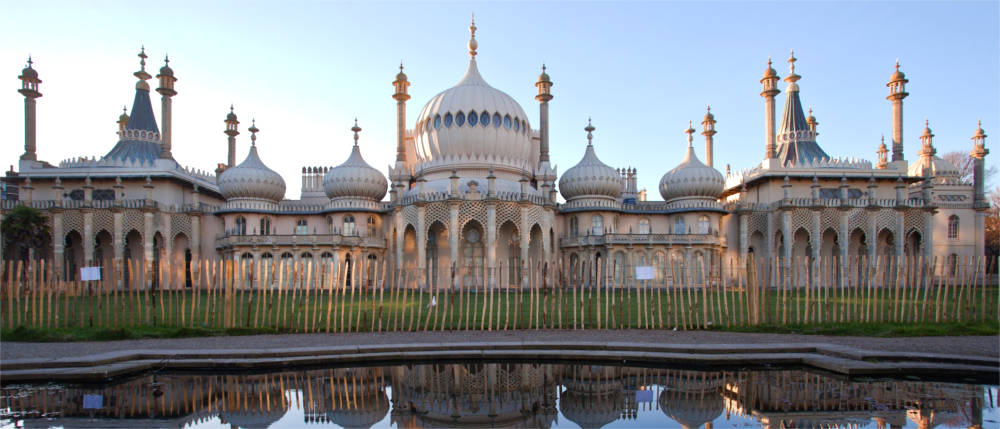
{"left": 2, "top": 363, "right": 996, "bottom": 428}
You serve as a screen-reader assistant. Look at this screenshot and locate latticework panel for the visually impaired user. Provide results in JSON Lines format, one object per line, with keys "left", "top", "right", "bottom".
{"left": 93, "top": 211, "right": 113, "bottom": 236}
{"left": 123, "top": 210, "right": 144, "bottom": 239}
{"left": 424, "top": 202, "right": 450, "bottom": 232}
{"left": 790, "top": 209, "right": 813, "bottom": 233}
{"left": 62, "top": 212, "right": 83, "bottom": 237}
{"left": 875, "top": 209, "right": 897, "bottom": 232}
{"left": 848, "top": 209, "right": 868, "bottom": 232}
{"left": 458, "top": 201, "right": 487, "bottom": 232}
{"left": 170, "top": 214, "right": 192, "bottom": 240}
{"left": 819, "top": 209, "right": 840, "bottom": 234}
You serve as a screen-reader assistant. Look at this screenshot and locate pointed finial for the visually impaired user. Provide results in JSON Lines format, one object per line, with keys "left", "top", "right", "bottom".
{"left": 468, "top": 15, "right": 478, "bottom": 57}
{"left": 138, "top": 46, "right": 147, "bottom": 71}
{"left": 767, "top": 57, "right": 772, "bottom": 68}
{"left": 230, "top": 104, "right": 234, "bottom": 113}
{"left": 585, "top": 118, "right": 595, "bottom": 146}
{"left": 685, "top": 120, "right": 695, "bottom": 146}
{"left": 164, "top": 54, "right": 169, "bottom": 65}
{"left": 352, "top": 118, "right": 362, "bottom": 146}
{"left": 123, "top": 105, "right": 127, "bottom": 114}
{"left": 895, "top": 59, "right": 900, "bottom": 70}
{"left": 788, "top": 49, "right": 796, "bottom": 73}
{"left": 26, "top": 55, "right": 33, "bottom": 68}
{"left": 399, "top": 61, "right": 404, "bottom": 72}
{"left": 249, "top": 118, "right": 259, "bottom": 145}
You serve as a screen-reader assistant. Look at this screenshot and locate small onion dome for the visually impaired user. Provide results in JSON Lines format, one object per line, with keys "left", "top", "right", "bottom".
{"left": 118, "top": 107, "right": 129, "bottom": 122}
{"left": 226, "top": 107, "right": 238, "bottom": 122}
{"left": 659, "top": 144, "right": 724, "bottom": 203}
{"left": 659, "top": 388, "right": 724, "bottom": 429}
{"left": 218, "top": 144, "right": 286, "bottom": 202}
{"left": 158, "top": 62, "right": 174, "bottom": 78}
{"left": 538, "top": 64, "right": 551, "bottom": 83}
{"left": 762, "top": 57, "right": 778, "bottom": 79}
{"left": 20, "top": 63, "right": 38, "bottom": 80}
{"left": 322, "top": 143, "right": 388, "bottom": 201}
{"left": 559, "top": 121, "right": 623, "bottom": 201}
{"left": 890, "top": 61, "right": 906, "bottom": 82}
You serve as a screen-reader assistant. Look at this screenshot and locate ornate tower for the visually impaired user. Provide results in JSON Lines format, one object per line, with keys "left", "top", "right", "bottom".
{"left": 225, "top": 105, "right": 239, "bottom": 167}
{"left": 806, "top": 108, "right": 818, "bottom": 135}
{"left": 887, "top": 61, "right": 908, "bottom": 166}
{"left": 156, "top": 55, "right": 177, "bottom": 159}
{"left": 536, "top": 63, "right": 553, "bottom": 164}
{"left": 392, "top": 63, "right": 410, "bottom": 167}
{"left": 760, "top": 58, "right": 780, "bottom": 162}
{"left": 875, "top": 135, "right": 889, "bottom": 169}
{"left": 18, "top": 57, "right": 42, "bottom": 162}
{"left": 117, "top": 106, "right": 129, "bottom": 132}
{"left": 701, "top": 105, "right": 716, "bottom": 168}
{"left": 970, "top": 120, "right": 989, "bottom": 207}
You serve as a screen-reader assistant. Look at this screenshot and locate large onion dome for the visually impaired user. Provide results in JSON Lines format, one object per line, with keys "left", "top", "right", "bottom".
{"left": 412, "top": 21, "right": 534, "bottom": 173}
{"left": 559, "top": 120, "right": 623, "bottom": 201}
{"left": 659, "top": 126, "right": 724, "bottom": 202}
{"left": 323, "top": 122, "right": 388, "bottom": 201}
{"left": 218, "top": 126, "right": 286, "bottom": 203}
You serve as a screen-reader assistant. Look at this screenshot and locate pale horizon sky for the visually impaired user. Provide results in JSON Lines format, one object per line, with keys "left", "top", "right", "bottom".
{"left": 1, "top": 1, "right": 997, "bottom": 199}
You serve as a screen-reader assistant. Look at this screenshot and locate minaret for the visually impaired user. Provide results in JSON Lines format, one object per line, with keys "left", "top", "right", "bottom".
{"left": 117, "top": 106, "right": 129, "bottom": 132}
{"left": 392, "top": 63, "right": 410, "bottom": 166}
{"left": 18, "top": 56, "right": 42, "bottom": 162}
{"left": 760, "top": 57, "right": 780, "bottom": 161}
{"left": 876, "top": 135, "right": 889, "bottom": 169}
{"left": 224, "top": 105, "right": 239, "bottom": 167}
{"left": 918, "top": 119, "right": 936, "bottom": 161}
{"left": 156, "top": 55, "right": 177, "bottom": 159}
{"left": 536, "top": 63, "right": 553, "bottom": 164}
{"left": 970, "top": 120, "right": 989, "bottom": 207}
{"left": 806, "top": 108, "right": 818, "bottom": 135}
{"left": 887, "top": 61, "right": 909, "bottom": 165}
{"left": 701, "top": 105, "right": 716, "bottom": 168}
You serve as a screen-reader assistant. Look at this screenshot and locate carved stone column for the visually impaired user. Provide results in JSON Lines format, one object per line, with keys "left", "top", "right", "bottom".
{"left": 83, "top": 211, "right": 94, "bottom": 265}
{"left": 486, "top": 202, "right": 496, "bottom": 288}
{"left": 449, "top": 203, "right": 460, "bottom": 287}
{"left": 113, "top": 211, "right": 124, "bottom": 262}
{"left": 738, "top": 212, "right": 748, "bottom": 261}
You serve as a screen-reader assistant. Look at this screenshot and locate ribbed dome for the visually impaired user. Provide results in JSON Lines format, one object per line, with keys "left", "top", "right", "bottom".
{"left": 659, "top": 144, "right": 724, "bottom": 202}
{"left": 560, "top": 125, "right": 622, "bottom": 201}
{"left": 218, "top": 144, "right": 286, "bottom": 202}
{"left": 323, "top": 143, "right": 388, "bottom": 201}
{"left": 414, "top": 58, "right": 534, "bottom": 171}
{"left": 908, "top": 155, "right": 960, "bottom": 178}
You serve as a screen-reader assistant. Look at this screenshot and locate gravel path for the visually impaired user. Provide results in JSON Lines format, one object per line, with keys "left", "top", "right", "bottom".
{"left": 2, "top": 330, "right": 997, "bottom": 361}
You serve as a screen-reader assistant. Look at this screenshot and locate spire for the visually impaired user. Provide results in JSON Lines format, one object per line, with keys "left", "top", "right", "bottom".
{"left": 249, "top": 119, "right": 259, "bottom": 146}
{"left": 775, "top": 51, "right": 828, "bottom": 165}
{"left": 468, "top": 15, "right": 478, "bottom": 58}
{"left": 352, "top": 118, "right": 362, "bottom": 146}
{"left": 784, "top": 50, "right": 800, "bottom": 86}
{"left": 134, "top": 46, "right": 151, "bottom": 83}
{"left": 919, "top": 118, "right": 935, "bottom": 157}
{"left": 585, "top": 118, "right": 595, "bottom": 146}
{"left": 685, "top": 120, "right": 695, "bottom": 147}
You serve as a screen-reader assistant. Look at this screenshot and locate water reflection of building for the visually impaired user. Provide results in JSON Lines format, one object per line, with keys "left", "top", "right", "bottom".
{"left": 301, "top": 367, "right": 389, "bottom": 429}
{"left": 658, "top": 370, "right": 725, "bottom": 429}
{"left": 722, "top": 370, "right": 986, "bottom": 429}
{"left": 3, "top": 364, "right": 990, "bottom": 429}
{"left": 389, "top": 362, "right": 557, "bottom": 428}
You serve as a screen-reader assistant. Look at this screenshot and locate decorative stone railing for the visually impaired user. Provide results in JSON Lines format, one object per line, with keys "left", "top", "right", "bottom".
{"left": 560, "top": 233, "right": 718, "bottom": 247}
{"left": 216, "top": 234, "right": 387, "bottom": 249}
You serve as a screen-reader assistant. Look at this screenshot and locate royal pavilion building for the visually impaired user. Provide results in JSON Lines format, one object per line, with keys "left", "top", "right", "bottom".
{"left": 1, "top": 20, "right": 990, "bottom": 287}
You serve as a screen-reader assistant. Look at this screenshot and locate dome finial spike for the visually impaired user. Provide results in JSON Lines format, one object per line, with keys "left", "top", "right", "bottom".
{"left": 352, "top": 118, "right": 362, "bottom": 146}
{"left": 468, "top": 15, "right": 478, "bottom": 58}
{"left": 249, "top": 118, "right": 259, "bottom": 146}
{"left": 399, "top": 61, "right": 404, "bottom": 72}
{"left": 585, "top": 118, "right": 595, "bottom": 146}
{"left": 26, "top": 55, "right": 32, "bottom": 68}
{"left": 685, "top": 120, "right": 695, "bottom": 146}
{"left": 788, "top": 49, "right": 796, "bottom": 74}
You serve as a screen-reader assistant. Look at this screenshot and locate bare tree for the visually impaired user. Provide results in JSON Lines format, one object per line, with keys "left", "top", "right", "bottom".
{"left": 987, "top": 187, "right": 1000, "bottom": 272}
{"left": 941, "top": 150, "right": 997, "bottom": 185}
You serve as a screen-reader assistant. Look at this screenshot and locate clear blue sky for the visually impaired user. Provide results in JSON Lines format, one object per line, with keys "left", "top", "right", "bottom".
{"left": 2, "top": 1, "right": 997, "bottom": 198}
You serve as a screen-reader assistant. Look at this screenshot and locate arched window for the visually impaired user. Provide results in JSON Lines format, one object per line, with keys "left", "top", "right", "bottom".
{"left": 301, "top": 252, "right": 313, "bottom": 260}
{"left": 480, "top": 111, "right": 490, "bottom": 127}
{"left": 345, "top": 253, "right": 353, "bottom": 287}
{"left": 638, "top": 218, "right": 651, "bottom": 234}
{"left": 948, "top": 253, "right": 958, "bottom": 276}
{"left": 492, "top": 113, "right": 502, "bottom": 128}
{"left": 296, "top": 218, "right": 308, "bottom": 235}
{"left": 569, "top": 217, "right": 579, "bottom": 237}
{"left": 444, "top": 112, "right": 453, "bottom": 127}
{"left": 674, "top": 217, "right": 686, "bottom": 234}
{"left": 947, "top": 215, "right": 959, "bottom": 239}
{"left": 366, "top": 216, "right": 377, "bottom": 237}
{"left": 503, "top": 114, "right": 512, "bottom": 129}
{"left": 467, "top": 110, "right": 478, "bottom": 126}
{"left": 234, "top": 216, "right": 247, "bottom": 235}
{"left": 343, "top": 215, "right": 356, "bottom": 236}
{"left": 455, "top": 111, "right": 465, "bottom": 127}
{"left": 433, "top": 114, "right": 442, "bottom": 129}
{"left": 592, "top": 215, "right": 603, "bottom": 236}
{"left": 281, "top": 252, "right": 294, "bottom": 259}
{"left": 241, "top": 252, "right": 254, "bottom": 260}
{"left": 513, "top": 118, "right": 520, "bottom": 132}
{"left": 697, "top": 215, "right": 710, "bottom": 235}
{"left": 259, "top": 217, "right": 271, "bottom": 235}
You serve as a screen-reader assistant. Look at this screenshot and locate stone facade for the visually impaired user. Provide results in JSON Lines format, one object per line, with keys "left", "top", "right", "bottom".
{"left": 1, "top": 26, "right": 988, "bottom": 286}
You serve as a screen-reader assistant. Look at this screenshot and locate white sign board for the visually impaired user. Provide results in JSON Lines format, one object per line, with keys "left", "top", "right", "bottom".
{"left": 635, "top": 266, "right": 655, "bottom": 280}
{"left": 80, "top": 266, "right": 102, "bottom": 281}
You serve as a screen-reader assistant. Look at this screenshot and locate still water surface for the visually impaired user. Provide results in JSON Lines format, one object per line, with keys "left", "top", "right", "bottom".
{"left": 2, "top": 363, "right": 996, "bottom": 428}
